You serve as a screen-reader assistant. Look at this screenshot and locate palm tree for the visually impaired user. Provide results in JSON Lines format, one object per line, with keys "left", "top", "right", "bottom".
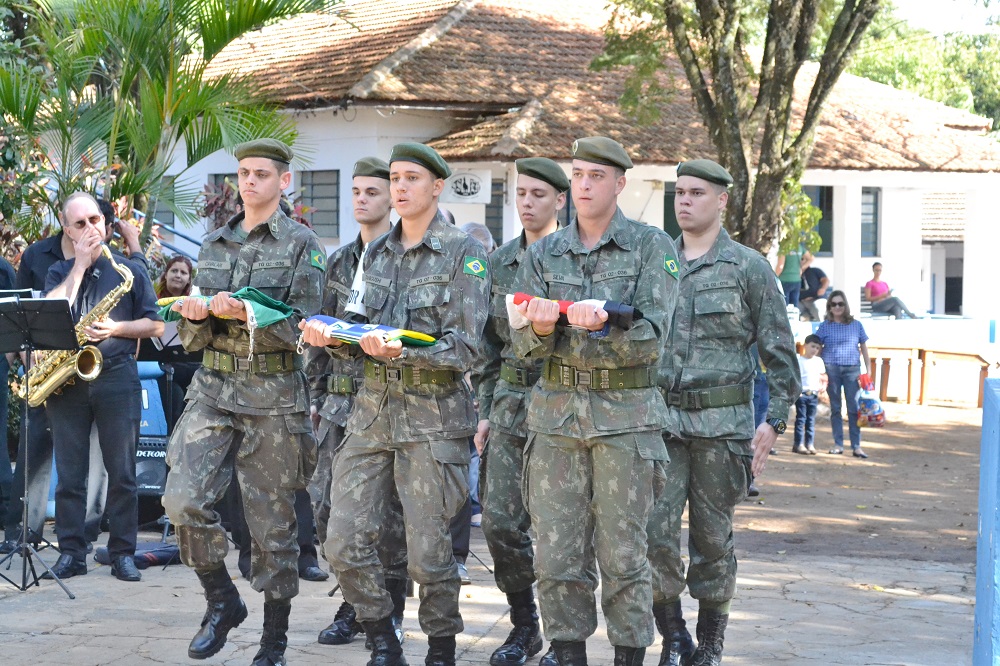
{"left": 0, "top": 0, "right": 340, "bottom": 240}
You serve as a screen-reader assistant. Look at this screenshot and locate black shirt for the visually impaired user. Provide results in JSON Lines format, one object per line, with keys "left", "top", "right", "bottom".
{"left": 45, "top": 254, "right": 161, "bottom": 359}
{"left": 801, "top": 266, "right": 828, "bottom": 300}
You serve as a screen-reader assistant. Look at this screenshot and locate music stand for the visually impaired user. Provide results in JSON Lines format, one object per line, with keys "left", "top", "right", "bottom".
{"left": 0, "top": 293, "right": 78, "bottom": 598}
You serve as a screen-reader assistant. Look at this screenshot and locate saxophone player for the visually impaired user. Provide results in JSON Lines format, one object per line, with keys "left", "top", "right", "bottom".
{"left": 41, "top": 191, "right": 164, "bottom": 582}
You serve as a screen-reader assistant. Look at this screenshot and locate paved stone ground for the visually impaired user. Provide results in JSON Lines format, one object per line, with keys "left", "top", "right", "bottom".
{"left": 0, "top": 529, "right": 973, "bottom": 665}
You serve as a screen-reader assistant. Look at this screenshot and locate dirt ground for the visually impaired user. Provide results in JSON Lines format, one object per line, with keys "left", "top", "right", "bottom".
{"left": 734, "top": 402, "right": 981, "bottom": 565}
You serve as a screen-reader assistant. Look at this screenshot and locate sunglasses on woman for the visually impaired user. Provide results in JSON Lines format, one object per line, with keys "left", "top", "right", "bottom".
{"left": 829, "top": 301, "right": 846, "bottom": 308}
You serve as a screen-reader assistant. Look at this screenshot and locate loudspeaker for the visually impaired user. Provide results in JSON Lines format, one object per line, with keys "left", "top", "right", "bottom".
{"left": 136, "top": 436, "right": 169, "bottom": 496}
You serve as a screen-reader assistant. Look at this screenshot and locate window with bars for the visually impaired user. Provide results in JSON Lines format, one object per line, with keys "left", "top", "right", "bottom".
{"left": 483, "top": 178, "right": 505, "bottom": 247}
{"left": 860, "top": 187, "right": 880, "bottom": 257}
{"left": 299, "top": 170, "right": 340, "bottom": 238}
{"left": 803, "top": 185, "right": 834, "bottom": 256}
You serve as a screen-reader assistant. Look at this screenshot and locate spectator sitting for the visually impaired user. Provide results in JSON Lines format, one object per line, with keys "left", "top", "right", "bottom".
{"left": 864, "top": 262, "right": 917, "bottom": 319}
{"left": 799, "top": 257, "right": 830, "bottom": 321}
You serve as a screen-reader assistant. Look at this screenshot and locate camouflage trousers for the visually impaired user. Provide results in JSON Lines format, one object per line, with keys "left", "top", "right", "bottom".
{"left": 309, "top": 417, "right": 408, "bottom": 578}
{"left": 524, "top": 431, "right": 664, "bottom": 647}
{"left": 647, "top": 436, "right": 752, "bottom": 604}
{"left": 163, "top": 400, "right": 317, "bottom": 601}
{"left": 325, "top": 433, "right": 468, "bottom": 637}
{"left": 479, "top": 429, "right": 535, "bottom": 594}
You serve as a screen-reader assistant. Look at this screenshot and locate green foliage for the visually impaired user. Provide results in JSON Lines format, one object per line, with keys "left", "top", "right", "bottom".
{"left": 0, "top": 0, "right": 338, "bottom": 248}
{"left": 778, "top": 183, "right": 822, "bottom": 256}
{"left": 944, "top": 32, "right": 1000, "bottom": 132}
{"left": 848, "top": 8, "right": 975, "bottom": 111}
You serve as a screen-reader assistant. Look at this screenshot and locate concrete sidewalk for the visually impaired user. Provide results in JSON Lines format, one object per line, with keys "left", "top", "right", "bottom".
{"left": 0, "top": 530, "right": 973, "bottom": 665}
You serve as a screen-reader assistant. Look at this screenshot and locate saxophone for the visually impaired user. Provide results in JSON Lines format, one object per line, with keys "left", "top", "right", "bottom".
{"left": 13, "top": 245, "right": 134, "bottom": 407}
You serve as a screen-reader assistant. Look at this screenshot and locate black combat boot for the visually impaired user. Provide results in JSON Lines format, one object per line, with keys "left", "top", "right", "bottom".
{"left": 318, "top": 600, "right": 365, "bottom": 645}
{"left": 550, "top": 640, "right": 587, "bottom": 666}
{"left": 613, "top": 646, "right": 645, "bottom": 666}
{"left": 386, "top": 576, "right": 409, "bottom": 645}
{"left": 490, "top": 587, "right": 544, "bottom": 665}
{"left": 188, "top": 566, "right": 248, "bottom": 659}
{"left": 251, "top": 600, "right": 291, "bottom": 665}
{"left": 687, "top": 608, "right": 729, "bottom": 666}
{"left": 425, "top": 635, "right": 457, "bottom": 666}
{"left": 538, "top": 646, "right": 558, "bottom": 666}
{"left": 362, "top": 617, "right": 408, "bottom": 666}
{"left": 653, "top": 601, "right": 695, "bottom": 666}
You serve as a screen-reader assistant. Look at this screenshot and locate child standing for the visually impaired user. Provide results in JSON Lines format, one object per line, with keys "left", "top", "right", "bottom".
{"left": 794, "top": 334, "right": 827, "bottom": 454}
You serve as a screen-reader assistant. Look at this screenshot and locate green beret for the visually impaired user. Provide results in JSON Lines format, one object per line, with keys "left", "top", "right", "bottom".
{"left": 571, "top": 136, "right": 633, "bottom": 171}
{"left": 234, "top": 138, "right": 294, "bottom": 164}
{"left": 353, "top": 156, "right": 390, "bottom": 181}
{"left": 676, "top": 159, "right": 733, "bottom": 187}
{"left": 389, "top": 142, "right": 451, "bottom": 180}
{"left": 515, "top": 157, "right": 570, "bottom": 192}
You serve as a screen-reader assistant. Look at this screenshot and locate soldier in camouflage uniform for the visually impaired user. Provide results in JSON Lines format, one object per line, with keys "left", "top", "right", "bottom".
{"left": 301, "top": 143, "right": 490, "bottom": 666}
{"left": 304, "top": 157, "right": 409, "bottom": 648}
{"left": 511, "top": 137, "right": 678, "bottom": 666}
{"left": 473, "top": 157, "right": 572, "bottom": 666}
{"left": 647, "top": 160, "right": 799, "bottom": 666}
{"left": 163, "top": 139, "right": 324, "bottom": 666}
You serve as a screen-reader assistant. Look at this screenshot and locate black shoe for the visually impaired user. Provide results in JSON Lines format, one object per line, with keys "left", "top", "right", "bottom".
{"left": 687, "top": 608, "right": 728, "bottom": 666}
{"left": 426, "top": 635, "right": 456, "bottom": 666}
{"left": 746, "top": 483, "right": 759, "bottom": 498}
{"left": 361, "top": 616, "right": 408, "bottom": 666}
{"left": 538, "top": 647, "right": 557, "bottom": 666}
{"left": 491, "top": 587, "right": 544, "bottom": 665}
{"left": 0, "top": 537, "right": 20, "bottom": 554}
{"left": 613, "top": 646, "right": 645, "bottom": 666}
{"left": 189, "top": 567, "right": 248, "bottom": 660}
{"left": 653, "top": 600, "right": 695, "bottom": 666}
{"left": 457, "top": 561, "right": 471, "bottom": 585}
{"left": 251, "top": 600, "right": 291, "bottom": 666}
{"left": 853, "top": 448, "right": 869, "bottom": 459}
{"left": 111, "top": 555, "right": 142, "bottom": 582}
{"left": 41, "top": 553, "right": 87, "bottom": 579}
{"left": 299, "top": 565, "right": 329, "bottom": 582}
{"left": 318, "top": 600, "right": 364, "bottom": 645}
{"left": 550, "top": 640, "right": 587, "bottom": 666}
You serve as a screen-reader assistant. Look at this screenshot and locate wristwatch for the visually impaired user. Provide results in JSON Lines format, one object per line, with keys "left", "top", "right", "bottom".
{"left": 766, "top": 418, "right": 786, "bottom": 435}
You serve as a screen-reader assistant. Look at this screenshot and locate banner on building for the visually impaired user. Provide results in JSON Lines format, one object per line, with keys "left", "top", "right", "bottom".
{"left": 441, "top": 170, "right": 493, "bottom": 204}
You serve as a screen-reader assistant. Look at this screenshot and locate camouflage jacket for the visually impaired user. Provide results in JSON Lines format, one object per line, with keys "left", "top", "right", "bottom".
{"left": 305, "top": 233, "right": 369, "bottom": 428}
{"left": 511, "top": 208, "right": 677, "bottom": 442}
{"left": 659, "top": 227, "right": 799, "bottom": 440}
{"left": 179, "top": 209, "right": 325, "bottom": 415}
{"left": 343, "top": 212, "right": 491, "bottom": 452}
{"left": 471, "top": 232, "right": 544, "bottom": 438}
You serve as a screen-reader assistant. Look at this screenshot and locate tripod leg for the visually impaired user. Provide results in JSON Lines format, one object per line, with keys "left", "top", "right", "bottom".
{"left": 21, "top": 542, "right": 75, "bottom": 599}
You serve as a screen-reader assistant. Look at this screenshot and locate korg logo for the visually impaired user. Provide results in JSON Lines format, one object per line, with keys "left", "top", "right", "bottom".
{"left": 137, "top": 449, "right": 166, "bottom": 458}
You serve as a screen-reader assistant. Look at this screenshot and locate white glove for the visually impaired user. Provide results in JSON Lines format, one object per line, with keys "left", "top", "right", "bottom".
{"left": 505, "top": 294, "right": 531, "bottom": 330}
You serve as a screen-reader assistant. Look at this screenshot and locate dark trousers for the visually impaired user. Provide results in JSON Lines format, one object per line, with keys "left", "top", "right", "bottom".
{"left": 0, "top": 357, "right": 11, "bottom": 528}
{"left": 5, "top": 404, "right": 53, "bottom": 541}
{"left": 450, "top": 496, "right": 472, "bottom": 561}
{"left": 794, "top": 393, "right": 819, "bottom": 447}
{"left": 47, "top": 356, "right": 140, "bottom": 559}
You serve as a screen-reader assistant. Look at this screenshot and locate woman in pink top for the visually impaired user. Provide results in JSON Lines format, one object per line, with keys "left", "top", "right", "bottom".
{"left": 864, "top": 262, "right": 916, "bottom": 319}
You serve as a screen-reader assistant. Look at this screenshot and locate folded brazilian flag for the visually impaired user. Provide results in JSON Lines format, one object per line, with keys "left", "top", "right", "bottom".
{"left": 303, "top": 315, "right": 436, "bottom": 347}
{"left": 157, "top": 287, "right": 293, "bottom": 328}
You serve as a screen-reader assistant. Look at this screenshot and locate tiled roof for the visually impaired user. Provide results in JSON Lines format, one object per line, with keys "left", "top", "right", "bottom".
{"left": 203, "top": 1, "right": 461, "bottom": 109}
{"left": 207, "top": 0, "right": 999, "bottom": 173}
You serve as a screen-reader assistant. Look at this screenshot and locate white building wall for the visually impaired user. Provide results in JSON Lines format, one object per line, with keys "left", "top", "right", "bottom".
{"left": 963, "top": 186, "right": 999, "bottom": 320}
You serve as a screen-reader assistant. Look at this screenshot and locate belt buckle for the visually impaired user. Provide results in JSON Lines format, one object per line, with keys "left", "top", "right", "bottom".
{"left": 515, "top": 367, "right": 528, "bottom": 385}
{"left": 236, "top": 357, "right": 251, "bottom": 372}
{"left": 684, "top": 392, "right": 701, "bottom": 410}
{"left": 575, "top": 370, "right": 591, "bottom": 387}
{"left": 386, "top": 368, "right": 401, "bottom": 382}
{"left": 597, "top": 369, "right": 610, "bottom": 390}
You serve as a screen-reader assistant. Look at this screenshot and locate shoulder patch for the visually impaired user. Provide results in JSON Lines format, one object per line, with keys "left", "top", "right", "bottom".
{"left": 664, "top": 254, "right": 679, "bottom": 279}
{"left": 463, "top": 256, "right": 487, "bottom": 278}
{"left": 310, "top": 250, "right": 327, "bottom": 270}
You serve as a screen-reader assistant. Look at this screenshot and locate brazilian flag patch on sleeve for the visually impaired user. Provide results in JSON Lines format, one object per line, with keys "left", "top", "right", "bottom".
{"left": 664, "top": 254, "right": 679, "bottom": 279}
{"left": 310, "top": 250, "right": 327, "bottom": 270}
{"left": 463, "top": 256, "right": 487, "bottom": 278}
